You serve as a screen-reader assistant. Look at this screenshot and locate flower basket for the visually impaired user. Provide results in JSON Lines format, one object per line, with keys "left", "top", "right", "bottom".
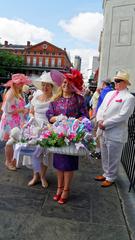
{"left": 37, "top": 117, "right": 95, "bottom": 156}
{"left": 47, "top": 144, "right": 88, "bottom": 156}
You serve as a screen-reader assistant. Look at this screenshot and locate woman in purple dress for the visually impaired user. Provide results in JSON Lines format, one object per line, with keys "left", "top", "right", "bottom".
{"left": 46, "top": 69, "right": 88, "bottom": 204}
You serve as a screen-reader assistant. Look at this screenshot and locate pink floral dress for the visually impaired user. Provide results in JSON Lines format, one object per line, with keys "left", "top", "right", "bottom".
{"left": 0, "top": 90, "right": 26, "bottom": 141}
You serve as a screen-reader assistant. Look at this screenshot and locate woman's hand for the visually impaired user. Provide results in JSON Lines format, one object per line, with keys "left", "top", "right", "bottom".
{"left": 50, "top": 116, "right": 58, "bottom": 123}
{"left": 15, "top": 108, "right": 29, "bottom": 114}
{"left": 50, "top": 115, "right": 67, "bottom": 123}
{"left": 23, "top": 108, "right": 29, "bottom": 115}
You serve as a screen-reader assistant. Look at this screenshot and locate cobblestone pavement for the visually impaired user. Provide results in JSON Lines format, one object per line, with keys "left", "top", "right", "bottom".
{"left": 0, "top": 145, "right": 134, "bottom": 240}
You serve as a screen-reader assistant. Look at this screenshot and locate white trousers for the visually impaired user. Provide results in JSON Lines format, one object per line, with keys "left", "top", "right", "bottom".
{"left": 100, "top": 136, "right": 124, "bottom": 182}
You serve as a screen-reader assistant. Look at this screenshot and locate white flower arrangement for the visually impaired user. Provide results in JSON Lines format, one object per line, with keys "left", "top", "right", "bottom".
{"left": 6, "top": 127, "right": 22, "bottom": 145}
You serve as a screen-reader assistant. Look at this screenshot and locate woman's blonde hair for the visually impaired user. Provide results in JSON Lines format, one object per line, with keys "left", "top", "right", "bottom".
{"left": 52, "top": 86, "right": 63, "bottom": 101}
{"left": 12, "top": 83, "right": 23, "bottom": 98}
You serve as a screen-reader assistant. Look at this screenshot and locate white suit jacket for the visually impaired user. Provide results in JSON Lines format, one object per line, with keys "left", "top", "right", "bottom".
{"left": 96, "top": 89, "right": 135, "bottom": 143}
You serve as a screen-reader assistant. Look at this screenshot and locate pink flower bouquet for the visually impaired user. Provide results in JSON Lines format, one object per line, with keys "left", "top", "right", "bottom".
{"left": 37, "top": 117, "right": 95, "bottom": 153}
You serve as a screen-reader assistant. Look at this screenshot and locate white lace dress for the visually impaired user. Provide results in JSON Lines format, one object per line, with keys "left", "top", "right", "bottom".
{"left": 31, "top": 95, "right": 50, "bottom": 126}
{"left": 21, "top": 95, "right": 53, "bottom": 168}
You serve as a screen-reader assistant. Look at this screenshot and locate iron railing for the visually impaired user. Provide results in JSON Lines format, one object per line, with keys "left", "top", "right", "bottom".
{"left": 121, "top": 107, "right": 135, "bottom": 192}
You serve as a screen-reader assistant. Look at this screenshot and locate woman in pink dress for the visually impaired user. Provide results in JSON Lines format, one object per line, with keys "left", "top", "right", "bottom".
{"left": 0, "top": 74, "right": 31, "bottom": 170}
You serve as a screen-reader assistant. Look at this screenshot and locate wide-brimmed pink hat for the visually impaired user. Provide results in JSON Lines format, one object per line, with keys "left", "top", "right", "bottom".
{"left": 4, "top": 73, "right": 31, "bottom": 87}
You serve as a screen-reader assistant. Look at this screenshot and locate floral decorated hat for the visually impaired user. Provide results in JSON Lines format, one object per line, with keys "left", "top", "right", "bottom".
{"left": 4, "top": 74, "right": 31, "bottom": 87}
{"left": 50, "top": 68, "right": 84, "bottom": 95}
{"left": 64, "top": 68, "right": 84, "bottom": 94}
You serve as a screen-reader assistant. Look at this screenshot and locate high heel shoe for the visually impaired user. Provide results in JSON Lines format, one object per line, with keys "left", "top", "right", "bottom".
{"left": 53, "top": 186, "right": 63, "bottom": 201}
{"left": 58, "top": 189, "right": 69, "bottom": 204}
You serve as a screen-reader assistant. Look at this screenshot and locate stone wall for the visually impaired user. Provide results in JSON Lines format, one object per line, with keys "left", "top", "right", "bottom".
{"left": 99, "top": 0, "right": 135, "bottom": 92}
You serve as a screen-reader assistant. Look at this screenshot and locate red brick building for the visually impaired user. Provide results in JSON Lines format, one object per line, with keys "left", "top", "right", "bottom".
{"left": 0, "top": 40, "right": 72, "bottom": 76}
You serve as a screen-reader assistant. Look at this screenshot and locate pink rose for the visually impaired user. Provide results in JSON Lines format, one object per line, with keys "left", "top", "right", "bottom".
{"left": 41, "top": 131, "right": 52, "bottom": 139}
{"left": 58, "top": 133, "right": 65, "bottom": 138}
{"left": 68, "top": 133, "right": 76, "bottom": 141}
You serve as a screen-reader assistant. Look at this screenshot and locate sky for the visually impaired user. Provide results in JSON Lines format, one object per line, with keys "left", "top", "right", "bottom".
{"left": 0, "top": 0, "right": 103, "bottom": 82}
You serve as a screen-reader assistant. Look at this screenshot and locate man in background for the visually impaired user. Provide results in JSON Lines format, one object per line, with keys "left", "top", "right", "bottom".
{"left": 96, "top": 78, "right": 113, "bottom": 112}
{"left": 91, "top": 78, "right": 113, "bottom": 159}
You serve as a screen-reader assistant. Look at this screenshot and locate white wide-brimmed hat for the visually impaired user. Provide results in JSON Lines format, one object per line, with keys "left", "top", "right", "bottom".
{"left": 114, "top": 70, "right": 131, "bottom": 85}
{"left": 33, "top": 71, "right": 58, "bottom": 91}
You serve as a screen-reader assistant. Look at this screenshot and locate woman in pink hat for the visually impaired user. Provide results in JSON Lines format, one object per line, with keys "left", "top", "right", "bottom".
{"left": 0, "top": 73, "right": 31, "bottom": 170}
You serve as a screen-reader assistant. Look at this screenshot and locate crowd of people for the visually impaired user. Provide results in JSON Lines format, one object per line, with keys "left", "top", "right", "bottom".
{"left": 0, "top": 69, "right": 134, "bottom": 203}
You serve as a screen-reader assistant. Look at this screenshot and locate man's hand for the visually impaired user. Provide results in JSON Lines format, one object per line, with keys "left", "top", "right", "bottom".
{"left": 98, "top": 120, "right": 105, "bottom": 130}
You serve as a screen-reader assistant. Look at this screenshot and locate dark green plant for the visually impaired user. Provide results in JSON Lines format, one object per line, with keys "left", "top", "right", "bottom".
{"left": 0, "top": 50, "right": 24, "bottom": 78}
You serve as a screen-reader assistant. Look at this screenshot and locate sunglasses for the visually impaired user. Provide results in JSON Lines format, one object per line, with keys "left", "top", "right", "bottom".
{"left": 114, "top": 79, "right": 124, "bottom": 83}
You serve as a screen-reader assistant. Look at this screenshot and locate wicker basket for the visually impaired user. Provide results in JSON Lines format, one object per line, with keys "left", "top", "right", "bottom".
{"left": 47, "top": 144, "right": 88, "bottom": 156}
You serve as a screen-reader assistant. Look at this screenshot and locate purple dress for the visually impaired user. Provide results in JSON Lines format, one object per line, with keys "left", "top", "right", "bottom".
{"left": 46, "top": 94, "right": 88, "bottom": 171}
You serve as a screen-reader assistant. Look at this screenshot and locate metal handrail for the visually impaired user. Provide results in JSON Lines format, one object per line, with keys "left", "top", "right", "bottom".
{"left": 121, "top": 107, "right": 135, "bottom": 192}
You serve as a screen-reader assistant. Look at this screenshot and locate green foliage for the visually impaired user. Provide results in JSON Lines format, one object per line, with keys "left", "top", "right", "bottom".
{"left": 0, "top": 50, "right": 24, "bottom": 67}
{"left": 0, "top": 68, "right": 7, "bottom": 77}
{"left": 85, "top": 139, "right": 96, "bottom": 151}
{"left": 37, "top": 132, "right": 66, "bottom": 148}
{"left": 72, "top": 132, "right": 84, "bottom": 143}
{"left": 0, "top": 50, "right": 24, "bottom": 78}
{"left": 20, "top": 138, "right": 28, "bottom": 143}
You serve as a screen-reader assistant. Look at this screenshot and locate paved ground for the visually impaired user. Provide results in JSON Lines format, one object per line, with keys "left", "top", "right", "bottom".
{"left": 0, "top": 143, "right": 134, "bottom": 240}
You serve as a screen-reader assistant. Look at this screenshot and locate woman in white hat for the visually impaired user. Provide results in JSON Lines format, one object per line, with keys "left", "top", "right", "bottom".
{"left": 30, "top": 72, "right": 57, "bottom": 126}
{"left": 28, "top": 71, "right": 57, "bottom": 188}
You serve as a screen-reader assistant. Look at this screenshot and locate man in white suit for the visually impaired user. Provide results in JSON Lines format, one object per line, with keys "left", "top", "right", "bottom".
{"left": 95, "top": 70, "right": 135, "bottom": 187}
